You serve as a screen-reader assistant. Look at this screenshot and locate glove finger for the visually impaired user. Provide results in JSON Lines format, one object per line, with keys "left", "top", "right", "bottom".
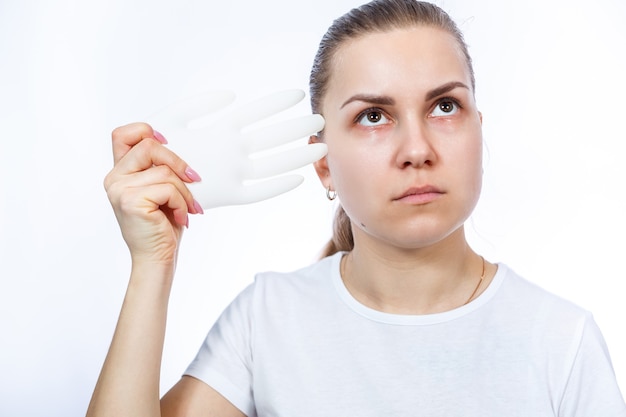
{"left": 244, "top": 114, "right": 325, "bottom": 153}
{"left": 193, "top": 175, "right": 303, "bottom": 208}
{"left": 247, "top": 143, "right": 328, "bottom": 179}
{"left": 231, "top": 89, "right": 305, "bottom": 127}
{"left": 148, "top": 90, "right": 236, "bottom": 129}
{"left": 236, "top": 175, "right": 304, "bottom": 204}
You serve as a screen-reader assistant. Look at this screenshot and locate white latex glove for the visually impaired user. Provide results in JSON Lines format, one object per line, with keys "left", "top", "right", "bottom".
{"left": 148, "top": 89, "right": 326, "bottom": 209}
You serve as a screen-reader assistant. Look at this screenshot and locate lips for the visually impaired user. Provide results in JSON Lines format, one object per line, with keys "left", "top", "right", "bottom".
{"left": 393, "top": 185, "right": 444, "bottom": 203}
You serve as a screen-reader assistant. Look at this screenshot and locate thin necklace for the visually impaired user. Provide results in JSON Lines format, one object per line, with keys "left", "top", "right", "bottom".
{"left": 340, "top": 254, "right": 487, "bottom": 308}
{"left": 463, "top": 256, "right": 486, "bottom": 305}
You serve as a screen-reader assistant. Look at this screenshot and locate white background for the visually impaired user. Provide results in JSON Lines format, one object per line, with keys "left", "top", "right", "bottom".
{"left": 1, "top": 0, "right": 625, "bottom": 415}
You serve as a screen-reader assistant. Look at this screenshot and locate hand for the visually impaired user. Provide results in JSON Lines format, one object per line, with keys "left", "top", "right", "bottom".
{"left": 104, "top": 123, "right": 201, "bottom": 265}
{"left": 148, "top": 89, "right": 327, "bottom": 209}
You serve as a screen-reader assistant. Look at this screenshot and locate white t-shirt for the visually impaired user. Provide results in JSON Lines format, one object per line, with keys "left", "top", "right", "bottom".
{"left": 185, "top": 253, "right": 626, "bottom": 417}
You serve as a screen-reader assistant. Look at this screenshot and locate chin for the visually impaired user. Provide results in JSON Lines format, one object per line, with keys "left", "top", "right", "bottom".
{"left": 349, "top": 204, "right": 473, "bottom": 250}
{"left": 371, "top": 222, "right": 467, "bottom": 251}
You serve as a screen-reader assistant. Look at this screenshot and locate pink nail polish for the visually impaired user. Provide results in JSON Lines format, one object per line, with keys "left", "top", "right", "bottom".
{"left": 152, "top": 130, "right": 168, "bottom": 144}
{"left": 193, "top": 199, "right": 204, "bottom": 215}
{"left": 185, "top": 166, "right": 202, "bottom": 182}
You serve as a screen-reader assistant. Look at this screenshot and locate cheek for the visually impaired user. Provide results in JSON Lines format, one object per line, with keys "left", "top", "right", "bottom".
{"left": 326, "top": 140, "right": 387, "bottom": 191}
{"left": 470, "top": 132, "right": 484, "bottom": 176}
{"left": 451, "top": 122, "right": 483, "bottom": 169}
{"left": 327, "top": 152, "right": 363, "bottom": 192}
{"left": 327, "top": 147, "right": 390, "bottom": 226}
{"left": 459, "top": 133, "right": 484, "bottom": 200}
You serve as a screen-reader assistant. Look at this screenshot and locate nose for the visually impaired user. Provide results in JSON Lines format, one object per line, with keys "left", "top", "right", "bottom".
{"left": 394, "top": 118, "right": 437, "bottom": 168}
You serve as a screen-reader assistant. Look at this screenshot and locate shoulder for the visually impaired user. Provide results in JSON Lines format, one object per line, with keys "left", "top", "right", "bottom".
{"left": 252, "top": 253, "right": 341, "bottom": 295}
{"left": 496, "top": 266, "right": 626, "bottom": 414}
{"left": 209, "top": 253, "right": 343, "bottom": 327}
{"left": 490, "top": 265, "right": 612, "bottom": 371}
{"left": 231, "top": 253, "right": 343, "bottom": 320}
{"left": 496, "top": 263, "right": 590, "bottom": 319}
{"left": 490, "top": 264, "right": 596, "bottom": 349}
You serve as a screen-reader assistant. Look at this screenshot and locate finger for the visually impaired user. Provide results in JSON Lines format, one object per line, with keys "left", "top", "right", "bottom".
{"left": 234, "top": 175, "right": 305, "bottom": 205}
{"left": 111, "top": 122, "right": 162, "bottom": 165}
{"left": 230, "top": 89, "right": 306, "bottom": 127}
{"left": 244, "top": 114, "right": 325, "bottom": 153}
{"left": 246, "top": 143, "right": 328, "bottom": 180}
{"left": 114, "top": 138, "right": 201, "bottom": 185}
{"left": 148, "top": 91, "right": 236, "bottom": 130}
{"left": 128, "top": 182, "right": 191, "bottom": 227}
{"left": 109, "top": 164, "right": 200, "bottom": 214}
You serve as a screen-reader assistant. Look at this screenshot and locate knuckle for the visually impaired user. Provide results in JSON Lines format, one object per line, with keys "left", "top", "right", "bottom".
{"left": 136, "top": 136, "right": 155, "bottom": 151}
{"left": 103, "top": 172, "right": 113, "bottom": 191}
{"left": 164, "top": 182, "right": 179, "bottom": 195}
{"left": 111, "top": 122, "right": 153, "bottom": 143}
{"left": 103, "top": 169, "right": 125, "bottom": 194}
{"left": 152, "top": 165, "right": 175, "bottom": 182}
{"left": 129, "top": 136, "right": 159, "bottom": 159}
{"left": 166, "top": 183, "right": 188, "bottom": 206}
{"left": 110, "top": 126, "right": 125, "bottom": 142}
{"left": 104, "top": 178, "right": 123, "bottom": 201}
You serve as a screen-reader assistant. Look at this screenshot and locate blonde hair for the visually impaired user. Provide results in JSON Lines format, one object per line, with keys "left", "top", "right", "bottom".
{"left": 310, "top": 0, "right": 475, "bottom": 258}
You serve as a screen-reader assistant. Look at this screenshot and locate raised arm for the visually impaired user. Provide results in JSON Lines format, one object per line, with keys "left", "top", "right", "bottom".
{"left": 87, "top": 91, "right": 325, "bottom": 417}
{"left": 86, "top": 123, "right": 242, "bottom": 417}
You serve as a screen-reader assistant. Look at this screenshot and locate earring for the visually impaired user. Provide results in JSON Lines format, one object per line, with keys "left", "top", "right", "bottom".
{"left": 326, "top": 186, "right": 337, "bottom": 201}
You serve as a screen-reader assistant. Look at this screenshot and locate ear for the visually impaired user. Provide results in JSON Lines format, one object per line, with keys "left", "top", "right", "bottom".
{"left": 309, "top": 135, "right": 331, "bottom": 186}
{"left": 478, "top": 111, "right": 483, "bottom": 125}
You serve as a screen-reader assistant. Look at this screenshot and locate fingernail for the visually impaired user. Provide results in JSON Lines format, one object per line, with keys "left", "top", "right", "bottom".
{"left": 153, "top": 130, "right": 168, "bottom": 144}
{"left": 193, "top": 199, "right": 204, "bottom": 215}
{"left": 185, "top": 166, "right": 202, "bottom": 182}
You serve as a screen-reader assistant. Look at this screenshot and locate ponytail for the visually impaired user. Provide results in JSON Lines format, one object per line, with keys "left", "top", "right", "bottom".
{"left": 320, "top": 205, "right": 354, "bottom": 258}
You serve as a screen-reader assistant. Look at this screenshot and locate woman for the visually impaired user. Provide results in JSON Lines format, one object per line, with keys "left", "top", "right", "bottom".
{"left": 87, "top": 1, "right": 626, "bottom": 416}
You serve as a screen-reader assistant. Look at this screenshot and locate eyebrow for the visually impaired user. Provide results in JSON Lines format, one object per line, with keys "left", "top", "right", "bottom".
{"left": 425, "top": 81, "right": 470, "bottom": 101}
{"left": 340, "top": 94, "right": 395, "bottom": 109}
{"left": 339, "top": 81, "right": 470, "bottom": 109}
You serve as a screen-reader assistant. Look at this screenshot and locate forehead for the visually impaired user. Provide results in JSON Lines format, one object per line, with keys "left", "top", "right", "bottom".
{"left": 326, "top": 26, "right": 470, "bottom": 103}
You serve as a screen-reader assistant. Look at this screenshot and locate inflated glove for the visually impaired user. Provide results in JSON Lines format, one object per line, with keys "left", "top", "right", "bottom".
{"left": 148, "top": 89, "right": 326, "bottom": 209}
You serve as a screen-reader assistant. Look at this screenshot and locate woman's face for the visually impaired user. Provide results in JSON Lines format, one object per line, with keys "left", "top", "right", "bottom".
{"left": 315, "top": 26, "right": 483, "bottom": 250}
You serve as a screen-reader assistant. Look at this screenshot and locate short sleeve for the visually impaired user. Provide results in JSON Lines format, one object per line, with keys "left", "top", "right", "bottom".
{"left": 559, "top": 314, "right": 626, "bottom": 417}
{"left": 184, "top": 283, "right": 256, "bottom": 417}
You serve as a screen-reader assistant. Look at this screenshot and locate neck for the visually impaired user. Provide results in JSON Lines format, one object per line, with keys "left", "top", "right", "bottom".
{"left": 341, "top": 227, "right": 488, "bottom": 315}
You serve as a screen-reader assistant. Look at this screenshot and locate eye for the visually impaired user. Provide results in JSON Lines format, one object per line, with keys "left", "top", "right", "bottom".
{"left": 356, "top": 108, "right": 390, "bottom": 127}
{"left": 430, "top": 98, "right": 460, "bottom": 117}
